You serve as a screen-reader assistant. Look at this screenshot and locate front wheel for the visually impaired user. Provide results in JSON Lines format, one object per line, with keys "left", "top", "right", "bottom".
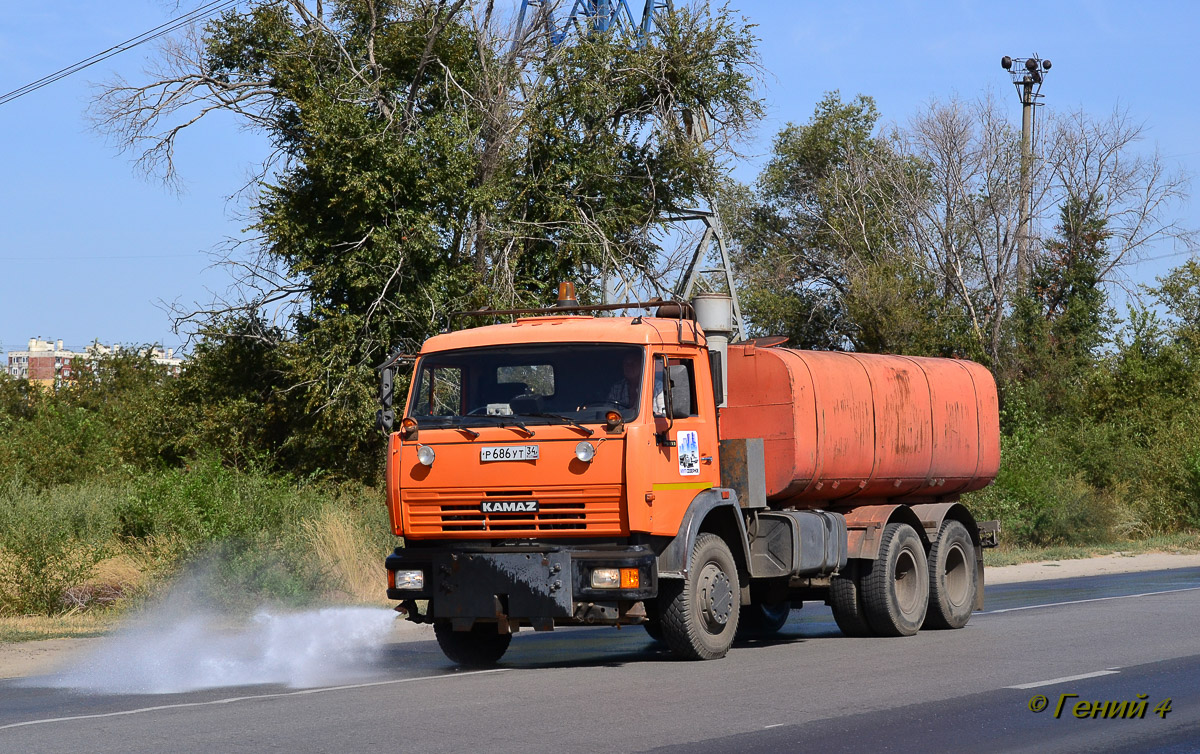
{"left": 660, "top": 533, "right": 741, "bottom": 660}
{"left": 433, "top": 621, "right": 512, "bottom": 667}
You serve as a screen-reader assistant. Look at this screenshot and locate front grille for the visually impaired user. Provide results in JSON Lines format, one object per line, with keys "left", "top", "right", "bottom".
{"left": 402, "top": 485, "right": 624, "bottom": 537}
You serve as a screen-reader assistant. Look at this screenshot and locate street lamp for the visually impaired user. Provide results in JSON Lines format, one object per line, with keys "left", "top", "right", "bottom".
{"left": 1001, "top": 54, "right": 1051, "bottom": 289}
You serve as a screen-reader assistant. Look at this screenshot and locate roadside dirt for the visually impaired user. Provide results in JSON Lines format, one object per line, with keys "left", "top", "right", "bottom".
{"left": 4, "top": 552, "right": 1200, "bottom": 681}
{"left": 984, "top": 550, "right": 1200, "bottom": 584}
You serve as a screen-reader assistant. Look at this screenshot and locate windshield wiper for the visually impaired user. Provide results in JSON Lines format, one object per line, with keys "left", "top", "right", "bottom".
{"left": 460, "top": 414, "right": 535, "bottom": 437}
{"left": 517, "top": 412, "right": 594, "bottom": 437}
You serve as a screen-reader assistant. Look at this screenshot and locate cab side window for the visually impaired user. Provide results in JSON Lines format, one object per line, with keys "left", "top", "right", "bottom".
{"left": 662, "top": 358, "right": 698, "bottom": 418}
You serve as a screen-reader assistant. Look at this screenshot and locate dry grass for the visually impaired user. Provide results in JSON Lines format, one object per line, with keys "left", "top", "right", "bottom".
{"left": 302, "top": 508, "right": 391, "bottom": 605}
{"left": 0, "top": 612, "right": 119, "bottom": 643}
{"left": 0, "top": 547, "right": 141, "bottom": 642}
{"left": 60, "top": 552, "right": 151, "bottom": 612}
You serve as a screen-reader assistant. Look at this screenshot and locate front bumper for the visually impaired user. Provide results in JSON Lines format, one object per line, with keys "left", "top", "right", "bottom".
{"left": 385, "top": 544, "right": 657, "bottom": 628}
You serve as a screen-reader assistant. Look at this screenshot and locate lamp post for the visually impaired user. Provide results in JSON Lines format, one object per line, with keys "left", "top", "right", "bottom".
{"left": 1001, "top": 54, "right": 1051, "bottom": 289}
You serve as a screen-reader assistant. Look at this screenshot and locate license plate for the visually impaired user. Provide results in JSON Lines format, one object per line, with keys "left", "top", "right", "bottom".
{"left": 480, "top": 445, "right": 539, "bottom": 462}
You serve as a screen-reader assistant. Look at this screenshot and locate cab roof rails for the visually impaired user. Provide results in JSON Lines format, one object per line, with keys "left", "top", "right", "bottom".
{"left": 450, "top": 298, "right": 696, "bottom": 327}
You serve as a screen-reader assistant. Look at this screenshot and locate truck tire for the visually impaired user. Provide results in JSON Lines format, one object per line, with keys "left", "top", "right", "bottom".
{"left": 862, "top": 523, "right": 929, "bottom": 637}
{"left": 924, "top": 519, "right": 977, "bottom": 630}
{"left": 643, "top": 599, "right": 664, "bottom": 642}
{"left": 660, "top": 533, "right": 740, "bottom": 660}
{"left": 433, "top": 620, "right": 512, "bottom": 667}
{"left": 643, "top": 618, "right": 664, "bottom": 642}
{"left": 829, "top": 561, "right": 872, "bottom": 637}
{"left": 737, "top": 601, "right": 791, "bottom": 638}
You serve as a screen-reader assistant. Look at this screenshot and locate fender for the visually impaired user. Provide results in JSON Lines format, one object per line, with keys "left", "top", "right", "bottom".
{"left": 656, "top": 488, "right": 751, "bottom": 579}
{"left": 839, "top": 504, "right": 930, "bottom": 561}
{"left": 908, "top": 502, "right": 980, "bottom": 547}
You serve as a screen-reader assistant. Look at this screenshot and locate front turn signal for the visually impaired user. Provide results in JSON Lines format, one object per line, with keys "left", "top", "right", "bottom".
{"left": 620, "top": 568, "right": 640, "bottom": 589}
{"left": 400, "top": 416, "right": 418, "bottom": 440}
{"left": 604, "top": 410, "right": 623, "bottom": 433}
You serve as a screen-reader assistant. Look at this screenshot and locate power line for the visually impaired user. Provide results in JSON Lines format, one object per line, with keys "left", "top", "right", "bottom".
{"left": 0, "top": 0, "right": 241, "bottom": 108}
{"left": 1140, "top": 247, "right": 1198, "bottom": 264}
{"left": 0, "top": 254, "right": 200, "bottom": 261}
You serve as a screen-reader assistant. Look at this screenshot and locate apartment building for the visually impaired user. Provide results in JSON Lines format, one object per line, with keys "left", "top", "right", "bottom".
{"left": 5, "top": 338, "right": 184, "bottom": 386}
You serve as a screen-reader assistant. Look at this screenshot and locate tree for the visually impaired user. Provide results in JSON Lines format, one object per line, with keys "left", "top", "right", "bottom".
{"left": 93, "top": 0, "right": 763, "bottom": 476}
{"left": 1147, "top": 259, "right": 1200, "bottom": 361}
{"left": 1011, "top": 193, "right": 1113, "bottom": 411}
{"left": 1047, "top": 107, "right": 1195, "bottom": 284}
{"left": 881, "top": 99, "right": 1191, "bottom": 372}
{"left": 726, "top": 92, "right": 971, "bottom": 355}
{"left": 730, "top": 92, "right": 1194, "bottom": 376}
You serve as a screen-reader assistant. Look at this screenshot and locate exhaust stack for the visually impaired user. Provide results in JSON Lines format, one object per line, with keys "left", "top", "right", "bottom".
{"left": 692, "top": 293, "right": 733, "bottom": 407}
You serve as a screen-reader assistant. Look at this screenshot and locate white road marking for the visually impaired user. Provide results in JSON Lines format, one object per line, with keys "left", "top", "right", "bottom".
{"left": 763, "top": 723, "right": 786, "bottom": 729}
{"left": 980, "top": 585, "right": 1200, "bottom": 615}
{"left": 1006, "top": 670, "right": 1120, "bottom": 690}
{"left": 0, "top": 668, "right": 509, "bottom": 731}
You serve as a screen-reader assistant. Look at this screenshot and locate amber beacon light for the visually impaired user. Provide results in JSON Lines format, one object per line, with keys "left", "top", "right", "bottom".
{"left": 556, "top": 281, "right": 579, "bottom": 307}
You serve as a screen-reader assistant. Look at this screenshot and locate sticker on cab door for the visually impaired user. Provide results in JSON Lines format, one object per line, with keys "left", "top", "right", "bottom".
{"left": 677, "top": 430, "right": 700, "bottom": 476}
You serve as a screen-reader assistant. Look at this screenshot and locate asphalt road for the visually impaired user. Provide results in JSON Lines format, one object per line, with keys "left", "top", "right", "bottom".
{"left": 3, "top": 568, "right": 1200, "bottom": 753}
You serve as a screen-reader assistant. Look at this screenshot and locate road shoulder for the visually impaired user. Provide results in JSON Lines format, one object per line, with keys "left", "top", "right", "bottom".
{"left": 985, "top": 551, "right": 1200, "bottom": 584}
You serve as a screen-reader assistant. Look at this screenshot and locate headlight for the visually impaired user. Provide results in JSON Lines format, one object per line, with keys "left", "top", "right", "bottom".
{"left": 416, "top": 445, "right": 436, "bottom": 466}
{"left": 589, "top": 567, "right": 641, "bottom": 589}
{"left": 575, "top": 441, "right": 596, "bottom": 463}
{"left": 392, "top": 570, "right": 425, "bottom": 590}
{"left": 590, "top": 568, "right": 620, "bottom": 588}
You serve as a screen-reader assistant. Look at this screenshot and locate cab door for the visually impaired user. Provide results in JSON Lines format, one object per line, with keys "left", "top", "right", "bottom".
{"left": 646, "top": 352, "right": 720, "bottom": 536}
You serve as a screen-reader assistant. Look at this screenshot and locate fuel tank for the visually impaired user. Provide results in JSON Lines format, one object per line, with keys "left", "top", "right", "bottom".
{"left": 719, "top": 345, "right": 1000, "bottom": 506}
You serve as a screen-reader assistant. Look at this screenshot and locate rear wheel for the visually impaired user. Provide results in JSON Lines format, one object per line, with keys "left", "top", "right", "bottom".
{"left": 433, "top": 621, "right": 512, "bottom": 667}
{"left": 660, "top": 533, "right": 741, "bottom": 660}
{"left": 830, "top": 561, "right": 872, "bottom": 637}
{"left": 924, "top": 520, "right": 977, "bottom": 629}
{"left": 643, "top": 619, "right": 664, "bottom": 642}
{"left": 862, "top": 523, "right": 929, "bottom": 637}
{"left": 643, "top": 600, "right": 664, "bottom": 642}
{"left": 737, "top": 601, "right": 791, "bottom": 638}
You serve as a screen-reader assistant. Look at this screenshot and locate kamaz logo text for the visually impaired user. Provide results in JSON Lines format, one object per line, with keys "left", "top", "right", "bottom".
{"left": 481, "top": 500, "right": 539, "bottom": 513}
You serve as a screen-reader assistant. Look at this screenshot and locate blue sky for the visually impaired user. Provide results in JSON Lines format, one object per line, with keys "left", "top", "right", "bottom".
{"left": 1, "top": 1, "right": 1197, "bottom": 354}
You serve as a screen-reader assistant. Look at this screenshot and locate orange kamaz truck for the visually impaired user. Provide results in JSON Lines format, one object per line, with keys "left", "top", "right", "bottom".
{"left": 381, "top": 284, "right": 1000, "bottom": 666}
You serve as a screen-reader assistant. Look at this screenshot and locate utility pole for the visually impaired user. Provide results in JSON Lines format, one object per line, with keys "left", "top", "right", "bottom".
{"left": 1001, "top": 54, "right": 1051, "bottom": 290}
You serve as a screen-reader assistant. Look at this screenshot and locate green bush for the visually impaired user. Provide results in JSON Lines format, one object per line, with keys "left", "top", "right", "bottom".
{"left": 114, "top": 458, "right": 327, "bottom": 545}
{"left": 180, "top": 535, "right": 332, "bottom": 612}
{"left": 0, "top": 482, "right": 116, "bottom": 615}
{"left": 0, "top": 461, "right": 390, "bottom": 616}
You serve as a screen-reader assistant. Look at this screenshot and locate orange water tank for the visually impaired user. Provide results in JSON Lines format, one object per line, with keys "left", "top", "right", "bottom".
{"left": 719, "top": 345, "right": 1000, "bottom": 506}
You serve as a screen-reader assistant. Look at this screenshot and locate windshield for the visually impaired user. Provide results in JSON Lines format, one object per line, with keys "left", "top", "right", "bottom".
{"left": 408, "top": 344, "right": 646, "bottom": 427}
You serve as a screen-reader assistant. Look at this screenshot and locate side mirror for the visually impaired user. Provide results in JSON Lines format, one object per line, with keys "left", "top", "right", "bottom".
{"left": 376, "top": 349, "right": 415, "bottom": 434}
{"left": 377, "top": 365, "right": 395, "bottom": 433}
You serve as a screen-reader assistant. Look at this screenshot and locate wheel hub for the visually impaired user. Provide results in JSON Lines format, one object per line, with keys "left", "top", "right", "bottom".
{"left": 894, "top": 549, "right": 920, "bottom": 615}
{"left": 943, "top": 543, "right": 969, "bottom": 606}
{"left": 698, "top": 563, "right": 733, "bottom": 630}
